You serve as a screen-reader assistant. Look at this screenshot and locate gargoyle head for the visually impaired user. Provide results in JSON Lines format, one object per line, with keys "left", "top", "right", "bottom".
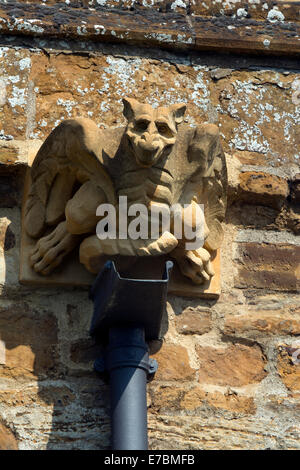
{"left": 123, "top": 97, "right": 186, "bottom": 167}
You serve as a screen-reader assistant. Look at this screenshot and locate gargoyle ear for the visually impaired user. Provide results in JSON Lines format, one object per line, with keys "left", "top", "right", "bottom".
{"left": 170, "top": 103, "right": 186, "bottom": 125}
{"left": 122, "top": 97, "right": 141, "bottom": 122}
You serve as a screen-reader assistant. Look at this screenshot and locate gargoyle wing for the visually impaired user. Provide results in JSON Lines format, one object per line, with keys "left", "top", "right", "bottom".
{"left": 25, "top": 118, "right": 116, "bottom": 239}
{"left": 186, "top": 123, "right": 227, "bottom": 251}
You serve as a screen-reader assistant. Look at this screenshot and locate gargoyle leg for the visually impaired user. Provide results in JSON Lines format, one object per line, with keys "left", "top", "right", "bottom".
{"left": 30, "top": 181, "right": 108, "bottom": 275}
{"left": 79, "top": 232, "right": 178, "bottom": 274}
{"left": 170, "top": 201, "right": 214, "bottom": 284}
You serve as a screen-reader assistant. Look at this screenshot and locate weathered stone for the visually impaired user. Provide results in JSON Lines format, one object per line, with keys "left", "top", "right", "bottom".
{"left": 264, "top": 395, "right": 300, "bottom": 415}
{"left": 235, "top": 243, "right": 300, "bottom": 291}
{"left": 233, "top": 150, "right": 269, "bottom": 167}
{"left": 38, "top": 385, "right": 76, "bottom": 407}
{"left": 0, "top": 49, "right": 294, "bottom": 171}
{"left": 0, "top": 387, "right": 40, "bottom": 407}
{"left": 148, "top": 413, "right": 300, "bottom": 450}
{"left": 175, "top": 307, "right": 212, "bottom": 335}
{"left": 190, "top": 0, "right": 300, "bottom": 22}
{"left": 0, "top": 46, "right": 298, "bottom": 170}
{"left": 286, "top": 207, "right": 300, "bottom": 235}
{"left": 224, "top": 310, "right": 300, "bottom": 337}
{"left": 212, "top": 71, "right": 300, "bottom": 169}
{"left": 9, "top": 0, "right": 300, "bottom": 23}
{"left": 178, "top": 386, "right": 205, "bottom": 411}
{"left": 0, "top": 12, "right": 299, "bottom": 451}
{"left": 0, "top": 420, "right": 18, "bottom": 450}
{"left": 277, "top": 345, "right": 300, "bottom": 392}
{"left": 0, "top": 48, "right": 31, "bottom": 140}
{"left": 152, "top": 344, "right": 196, "bottom": 381}
{"left": 208, "top": 392, "right": 256, "bottom": 415}
{"left": 70, "top": 338, "right": 103, "bottom": 365}
{"left": 228, "top": 204, "right": 279, "bottom": 230}
{"left": 236, "top": 270, "right": 298, "bottom": 291}
{"left": 196, "top": 343, "right": 267, "bottom": 387}
{"left": 0, "top": 303, "right": 58, "bottom": 378}
{"left": 85, "top": 0, "right": 190, "bottom": 13}
{"left": 0, "top": 140, "right": 40, "bottom": 168}
{"left": 0, "top": 1, "right": 299, "bottom": 58}
{"left": 149, "top": 385, "right": 186, "bottom": 412}
{"left": 0, "top": 144, "right": 18, "bottom": 165}
{"left": 239, "top": 172, "right": 289, "bottom": 208}
{"left": 290, "top": 175, "right": 300, "bottom": 203}
{"left": 210, "top": 68, "right": 233, "bottom": 81}
{"left": 77, "top": 381, "right": 109, "bottom": 409}
{"left": 0, "top": 384, "right": 75, "bottom": 408}
{"left": 181, "top": 387, "right": 256, "bottom": 415}
{"left": 242, "top": 240, "right": 300, "bottom": 265}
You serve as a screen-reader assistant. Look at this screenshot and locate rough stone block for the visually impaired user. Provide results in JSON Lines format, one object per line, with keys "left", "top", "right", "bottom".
{"left": 290, "top": 174, "right": 300, "bottom": 204}
{"left": 196, "top": 343, "right": 267, "bottom": 387}
{"left": 235, "top": 242, "right": 300, "bottom": 291}
{"left": 151, "top": 344, "right": 196, "bottom": 381}
{"left": 224, "top": 310, "right": 300, "bottom": 337}
{"left": 277, "top": 345, "right": 300, "bottom": 392}
{"left": 0, "top": 420, "right": 18, "bottom": 450}
{"left": 0, "top": 302, "right": 59, "bottom": 378}
{"left": 149, "top": 385, "right": 185, "bottom": 413}
{"left": 181, "top": 387, "right": 256, "bottom": 415}
{"left": 0, "top": 48, "right": 31, "bottom": 140}
{"left": 239, "top": 171, "right": 289, "bottom": 208}
{"left": 175, "top": 307, "right": 212, "bottom": 335}
{"left": 70, "top": 338, "right": 103, "bottom": 366}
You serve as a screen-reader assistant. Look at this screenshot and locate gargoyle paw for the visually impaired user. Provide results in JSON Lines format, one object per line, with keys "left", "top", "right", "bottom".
{"left": 30, "top": 221, "right": 80, "bottom": 275}
{"left": 175, "top": 247, "right": 215, "bottom": 285}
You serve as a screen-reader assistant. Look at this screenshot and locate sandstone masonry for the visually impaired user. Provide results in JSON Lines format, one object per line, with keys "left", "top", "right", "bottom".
{"left": 0, "top": 0, "right": 299, "bottom": 450}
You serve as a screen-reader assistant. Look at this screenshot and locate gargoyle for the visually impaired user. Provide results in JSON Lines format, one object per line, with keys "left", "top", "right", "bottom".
{"left": 25, "top": 98, "right": 227, "bottom": 285}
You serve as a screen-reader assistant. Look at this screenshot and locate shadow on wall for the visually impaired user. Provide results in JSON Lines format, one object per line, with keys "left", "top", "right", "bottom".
{"left": 0, "top": 288, "right": 112, "bottom": 449}
{"left": 0, "top": 195, "right": 112, "bottom": 449}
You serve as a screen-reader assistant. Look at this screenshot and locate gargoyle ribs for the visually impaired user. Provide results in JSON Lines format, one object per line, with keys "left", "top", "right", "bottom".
{"left": 25, "top": 98, "right": 227, "bottom": 285}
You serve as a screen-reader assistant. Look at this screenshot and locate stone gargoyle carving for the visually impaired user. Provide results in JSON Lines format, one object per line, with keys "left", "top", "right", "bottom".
{"left": 24, "top": 98, "right": 227, "bottom": 285}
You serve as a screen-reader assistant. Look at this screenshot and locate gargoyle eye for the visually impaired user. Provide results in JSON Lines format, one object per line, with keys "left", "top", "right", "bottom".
{"left": 135, "top": 119, "right": 149, "bottom": 132}
{"left": 156, "top": 122, "right": 172, "bottom": 137}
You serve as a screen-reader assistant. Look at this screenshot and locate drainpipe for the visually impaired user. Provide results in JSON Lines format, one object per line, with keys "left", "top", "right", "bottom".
{"left": 90, "top": 260, "right": 173, "bottom": 451}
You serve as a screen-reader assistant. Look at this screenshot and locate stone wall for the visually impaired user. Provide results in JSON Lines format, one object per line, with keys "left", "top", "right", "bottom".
{"left": 0, "top": 1, "right": 300, "bottom": 450}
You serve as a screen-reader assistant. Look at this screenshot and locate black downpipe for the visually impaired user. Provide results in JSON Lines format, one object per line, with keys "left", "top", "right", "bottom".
{"left": 90, "top": 260, "right": 173, "bottom": 450}
{"left": 107, "top": 327, "right": 149, "bottom": 450}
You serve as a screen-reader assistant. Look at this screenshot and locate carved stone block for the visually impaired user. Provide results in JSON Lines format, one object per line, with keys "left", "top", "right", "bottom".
{"left": 20, "top": 98, "right": 227, "bottom": 298}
